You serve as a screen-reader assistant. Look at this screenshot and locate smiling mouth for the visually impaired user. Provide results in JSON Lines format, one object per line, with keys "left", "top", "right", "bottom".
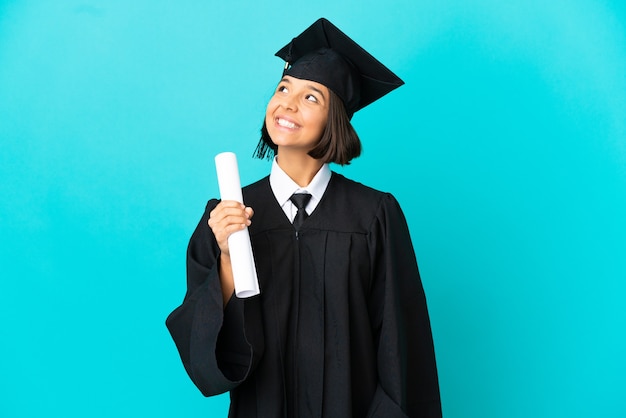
{"left": 276, "top": 118, "right": 299, "bottom": 129}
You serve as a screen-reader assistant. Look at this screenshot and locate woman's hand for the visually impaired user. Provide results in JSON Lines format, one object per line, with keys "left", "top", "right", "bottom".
{"left": 207, "top": 200, "right": 254, "bottom": 306}
{"left": 208, "top": 201, "right": 254, "bottom": 256}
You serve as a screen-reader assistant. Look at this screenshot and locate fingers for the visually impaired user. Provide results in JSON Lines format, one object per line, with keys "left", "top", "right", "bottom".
{"left": 208, "top": 201, "right": 253, "bottom": 255}
{"left": 209, "top": 201, "right": 250, "bottom": 225}
{"left": 209, "top": 202, "right": 251, "bottom": 232}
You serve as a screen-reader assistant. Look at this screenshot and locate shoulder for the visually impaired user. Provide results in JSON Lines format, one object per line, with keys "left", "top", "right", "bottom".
{"left": 242, "top": 175, "right": 270, "bottom": 192}
{"left": 325, "top": 173, "right": 405, "bottom": 231}
{"left": 330, "top": 172, "right": 383, "bottom": 195}
{"left": 200, "top": 176, "right": 270, "bottom": 212}
{"left": 329, "top": 172, "right": 399, "bottom": 210}
{"left": 241, "top": 176, "right": 271, "bottom": 204}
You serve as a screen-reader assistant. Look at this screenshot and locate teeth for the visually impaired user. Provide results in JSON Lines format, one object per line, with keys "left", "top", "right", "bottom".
{"left": 277, "top": 118, "right": 297, "bottom": 129}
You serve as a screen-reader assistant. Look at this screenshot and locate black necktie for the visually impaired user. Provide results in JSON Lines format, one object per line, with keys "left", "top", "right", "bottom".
{"left": 290, "top": 193, "right": 312, "bottom": 231}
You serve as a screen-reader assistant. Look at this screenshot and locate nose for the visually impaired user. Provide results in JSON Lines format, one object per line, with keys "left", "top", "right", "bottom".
{"left": 280, "top": 94, "right": 297, "bottom": 112}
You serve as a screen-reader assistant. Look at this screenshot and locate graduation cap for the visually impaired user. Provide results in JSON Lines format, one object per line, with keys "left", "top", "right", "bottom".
{"left": 275, "top": 18, "right": 404, "bottom": 117}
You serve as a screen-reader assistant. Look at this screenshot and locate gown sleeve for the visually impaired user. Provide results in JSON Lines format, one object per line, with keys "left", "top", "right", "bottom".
{"left": 366, "top": 194, "right": 442, "bottom": 418}
{"left": 165, "top": 199, "right": 264, "bottom": 397}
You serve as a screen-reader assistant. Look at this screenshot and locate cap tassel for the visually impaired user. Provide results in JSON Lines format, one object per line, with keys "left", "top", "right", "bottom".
{"left": 282, "top": 40, "right": 294, "bottom": 76}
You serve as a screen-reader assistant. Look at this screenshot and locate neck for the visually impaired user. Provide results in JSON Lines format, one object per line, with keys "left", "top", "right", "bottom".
{"left": 276, "top": 149, "right": 324, "bottom": 187}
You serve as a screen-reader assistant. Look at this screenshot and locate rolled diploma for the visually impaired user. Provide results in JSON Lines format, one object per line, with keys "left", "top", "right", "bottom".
{"left": 214, "top": 152, "right": 260, "bottom": 298}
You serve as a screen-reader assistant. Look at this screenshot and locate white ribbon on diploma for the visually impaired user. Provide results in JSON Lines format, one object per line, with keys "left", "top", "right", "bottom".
{"left": 214, "top": 152, "right": 260, "bottom": 298}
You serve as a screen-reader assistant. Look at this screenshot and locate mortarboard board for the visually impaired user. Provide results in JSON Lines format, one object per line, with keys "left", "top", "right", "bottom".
{"left": 275, "top": 18, "right": 404, "bottom": 117}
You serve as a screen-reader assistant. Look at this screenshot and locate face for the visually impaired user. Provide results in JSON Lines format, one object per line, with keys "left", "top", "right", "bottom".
{"left": 265, "top": 75, "right": 330, "bottom": 154}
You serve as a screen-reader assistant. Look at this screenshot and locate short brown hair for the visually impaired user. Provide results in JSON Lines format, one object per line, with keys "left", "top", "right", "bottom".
{"left": 254, "top": 89, "right": 361, "bottom": 165}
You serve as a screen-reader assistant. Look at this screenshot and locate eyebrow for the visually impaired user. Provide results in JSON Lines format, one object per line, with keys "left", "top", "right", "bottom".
{"left": 280, "top": 77, "right": 327, "bottom": 101}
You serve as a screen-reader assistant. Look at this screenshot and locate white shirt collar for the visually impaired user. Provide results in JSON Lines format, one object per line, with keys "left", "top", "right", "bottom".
{"left": 269, "top": 157, "right": 331, "bottom": 218}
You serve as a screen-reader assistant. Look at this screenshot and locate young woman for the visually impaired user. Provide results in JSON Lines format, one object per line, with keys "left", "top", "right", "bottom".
{"left": 167, "top": 18, "right": 442, "bottom": 418}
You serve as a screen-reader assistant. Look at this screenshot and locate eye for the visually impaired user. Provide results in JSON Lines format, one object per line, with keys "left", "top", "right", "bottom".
{"left": 305, "top": 94, "right": 319, "bottom": 103}
{"left": 277, "top": 85, "right": 288, "bottom": 94}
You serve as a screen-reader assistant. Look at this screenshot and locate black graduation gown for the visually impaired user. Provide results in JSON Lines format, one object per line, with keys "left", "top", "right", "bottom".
{"left": 166, "top": 173, "right": 442, "bottom": 418}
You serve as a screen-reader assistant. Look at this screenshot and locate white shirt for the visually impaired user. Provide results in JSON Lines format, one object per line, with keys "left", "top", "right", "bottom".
{"left": 269, "top": 157, "right": 332, "bottom": 223}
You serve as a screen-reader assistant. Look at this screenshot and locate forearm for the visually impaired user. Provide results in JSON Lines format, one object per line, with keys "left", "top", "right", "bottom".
{"left": 219, "top": 253, "right": 235, "bottom": 307}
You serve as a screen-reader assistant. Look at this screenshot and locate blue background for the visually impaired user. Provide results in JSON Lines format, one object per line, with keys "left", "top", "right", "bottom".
{"left": 1, "top": 1, "right": 625, "bottom": 417}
